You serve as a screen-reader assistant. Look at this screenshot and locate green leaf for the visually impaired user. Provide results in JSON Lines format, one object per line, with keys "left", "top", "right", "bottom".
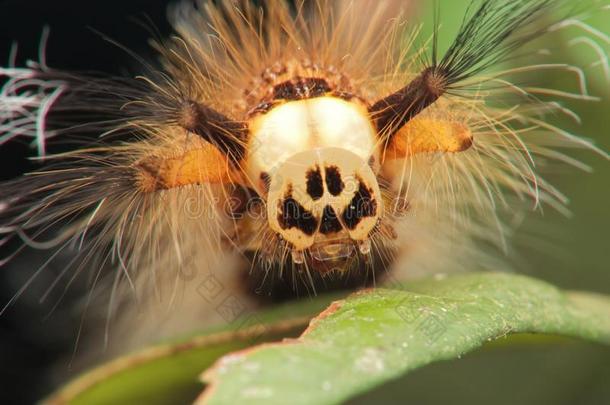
{"left": 46, "top": 273, "right": 610, "bottom": 404}
{"left": 45, "top": 296, "right": 336, "bottom": 405}
{"left": 199, "top": 273, "right": 610, "bottom": 405}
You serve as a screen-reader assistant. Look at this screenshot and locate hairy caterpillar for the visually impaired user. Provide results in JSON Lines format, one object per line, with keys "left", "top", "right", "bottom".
{"left": 0, "top": 0, "right": 608, "bottom": 361}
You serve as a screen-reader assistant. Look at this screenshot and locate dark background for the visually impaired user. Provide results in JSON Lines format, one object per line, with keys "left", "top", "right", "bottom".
{"left": 0, "top": 1, "right": 173, "bottom": 403}
{"left": 0, "top": 0, "right": 172, "bottom": 180}
{"left": 1, "top": 0, "right": 609, "bottom": 404}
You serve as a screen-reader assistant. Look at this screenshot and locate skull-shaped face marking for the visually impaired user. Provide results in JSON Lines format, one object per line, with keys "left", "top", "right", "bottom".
{"left": 267, "top": 147, "right": 382, "bottom": 252}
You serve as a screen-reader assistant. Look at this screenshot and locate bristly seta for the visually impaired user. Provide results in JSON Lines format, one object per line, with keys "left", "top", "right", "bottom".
{"left": 0, "top": 0, "right": 607, "bottom": 352}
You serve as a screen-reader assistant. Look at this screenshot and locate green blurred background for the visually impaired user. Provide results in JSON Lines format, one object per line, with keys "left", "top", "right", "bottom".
{"left": 355, "top": 1, "right": 610, "bottom": 403}
{"left": 423, "top": 0, "right": 610, "bottom": 295}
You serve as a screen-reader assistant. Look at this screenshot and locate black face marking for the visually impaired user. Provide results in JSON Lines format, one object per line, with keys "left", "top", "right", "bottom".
{"left": 324, "top": 165, "right": 344, "bottom": 196}
{"left": 319, "top": 205, "right": 343, "bottom": 235}
{"left": 272, "top": 77, "right": 331, "bottom": 101}
{"left": 277, "top": 186, "right": 318, "bottom": 236}
{"left": 342, "top": 178, "right": 377, "bottom": 230}
{"left": 306, "top": 166, "right": 324, "bottom": 200}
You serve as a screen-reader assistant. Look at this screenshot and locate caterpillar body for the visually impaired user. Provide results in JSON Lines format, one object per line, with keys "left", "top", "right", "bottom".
{"left": 0, "top": 0, "right": 607, "bottom": 354}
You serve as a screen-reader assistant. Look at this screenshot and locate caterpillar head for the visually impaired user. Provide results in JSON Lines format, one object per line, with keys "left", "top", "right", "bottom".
{"left": 266, "top": 147, "right": 382, "bottom": 267}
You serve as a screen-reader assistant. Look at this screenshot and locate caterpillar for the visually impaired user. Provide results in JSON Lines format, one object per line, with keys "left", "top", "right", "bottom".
{"left": 0, "top": 0, "right": 608, "bottom": 356}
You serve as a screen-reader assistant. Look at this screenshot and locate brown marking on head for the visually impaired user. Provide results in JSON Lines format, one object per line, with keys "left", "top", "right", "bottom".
{"left": 306, "top": 165, "right": 324, "bottom": 200}
{"left": 319, "top": 205, "right": 342, "bottom": 235}
{"left": 272, "top": 77, "right": 332, "bottom": 101}
{"left": 277, "top": 186, "right": 318, "bottom": 236}
{"left": 342, "top": 177, "right": 378, "bottom": 230}
{"left": 242, "top": 59, "right": 360, "bottom": 116}
{"left": 324, "top": 165, "right": 344, "bottom": 196}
